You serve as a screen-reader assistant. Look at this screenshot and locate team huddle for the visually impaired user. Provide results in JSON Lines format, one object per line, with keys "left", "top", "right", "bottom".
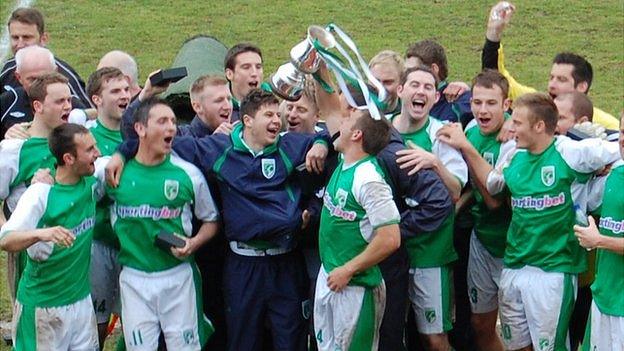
{"left": 0, "top": 2, "right": 622, "bottom": 351}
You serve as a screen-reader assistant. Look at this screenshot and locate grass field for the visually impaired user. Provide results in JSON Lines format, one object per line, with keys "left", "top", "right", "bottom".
{"left": 0, "top": 0, "right": 623, "bottom": 349}
{"left": 2, "top": 0, "right": 622, "bottom": 113}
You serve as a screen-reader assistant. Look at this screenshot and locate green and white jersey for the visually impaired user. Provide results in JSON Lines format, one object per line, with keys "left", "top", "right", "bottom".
{"left": 465, "top": 119, "right": 514, "bottom": 258}
{"left": 0, "top": 137, "right": 55, "bottom": 213}
{"left": 107, "top": 154, "right": 218, "bottom": 273}
{"left": 319, "top": 156, "right": 400, "bottom": 288}
{"left": 87, "top": 119, "right": 122, "bottom": 157}
{"left": 591, "top": 161, "right": 624, "bottom": 316}
{"left": 394, "top": 115, "right": 466, "bottom": 268}
{"left": 87, "top": 119, "right": 123, "bottom": 248}
{"left": 486, "top": 136, "right": 620, "bottom": 273}
{"left": 0, "top": 176, "right": 103, "bottom": 307}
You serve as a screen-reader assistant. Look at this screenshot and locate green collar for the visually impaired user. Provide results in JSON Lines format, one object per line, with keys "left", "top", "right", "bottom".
{"left": 437, "top": 80, "right": 448, "bottom": 91}
{"left": 230, "top": 123, "right": 279, "bottom": 157}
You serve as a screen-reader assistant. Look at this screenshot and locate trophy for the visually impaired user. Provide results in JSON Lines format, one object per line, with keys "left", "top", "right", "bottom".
{"left": 271, "top": 24, "right": 388, "bottom": 119}
{"left": 269, "top": 25, "right": 336, "bottom": 101}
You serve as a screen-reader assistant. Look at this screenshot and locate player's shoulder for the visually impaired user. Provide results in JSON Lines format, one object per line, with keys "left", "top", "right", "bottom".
{"left": 427, "top": 116, "right": 447, "bottom": 132}
{"left": 611, "top": 159, "right": 624, "bottom": 171}
{"left": 0, "top": 138, "right": 27, "bottom": 154}
{"left": 23, "top": 181, "right": 52, "bottom": 199}
{"left": 354, "top": 158, "right": 384, "bottom": 184}
{"left": 169, "top": 153, "right": 205, "bottom": 179}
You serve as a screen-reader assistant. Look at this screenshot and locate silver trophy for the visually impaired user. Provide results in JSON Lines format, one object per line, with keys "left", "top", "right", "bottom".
{"left": 270, "top": 25, "right": 336, "bottom": 101}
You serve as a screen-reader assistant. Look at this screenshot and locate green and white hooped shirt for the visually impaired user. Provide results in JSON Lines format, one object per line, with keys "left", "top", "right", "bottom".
{"left": 487, "top": 136, "right": 620, "bottom": 273}
{"left": 0, "top": 137, "right": 56, "bottom": 213}
{"left": 465, "top": 119, "right": 515, "bottom": 258}
{"left": 107, "top": 154, "right": 219, "bottom": 273}
{"left": 591, "top": 161, "right": 624, "bottom": 316}
{"left": 393, "top": 115, "right": 467, "bottom": 268}
{"left": 319, "top": 156, "right": 400, "bottom": 288}
{"left": 0, "top": 176, "right": 102, "bottom": 307}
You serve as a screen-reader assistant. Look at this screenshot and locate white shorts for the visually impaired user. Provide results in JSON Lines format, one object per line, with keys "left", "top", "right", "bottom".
{"left": 12, "top": 295, "right": 99, "bottom": 351}
{"left": 467, "top": 232, "right": 503, "bottom": 314}
{"left": 408, "top": 265, "right": 454, "bottom": 334}
{"left": 313, "top": 265, "right": 385, "bottom": 351}
{"left": 498, "top": 266, "right": 577, "bottom": 350}
{"left": 90, "top": 240, "right": 121, "bottom": 324}
{"left": 120, "top": 262, "right": 211, "bottom": 351}
{"left": 582, "top": 300, "right": 624, "bottom": 351}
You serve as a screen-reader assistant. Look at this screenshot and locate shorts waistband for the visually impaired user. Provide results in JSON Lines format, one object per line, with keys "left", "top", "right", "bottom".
{"left": 121, "top": 262, "right": 190, "bottom": 278}
{"left": 229, "top": 241, "right": 291, "bottom": 256}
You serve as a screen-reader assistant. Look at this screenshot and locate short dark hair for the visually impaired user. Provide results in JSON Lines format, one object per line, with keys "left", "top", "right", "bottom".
{"left": 28, "top": 72, "right": 68, "bottom": 105}
{"left": 8, "top": 8, "right": 45, "bottom": 35}
{"left": 513, "top": 93, "right": 558, "bottom": 135}
{"left": 400, "top": 65, "right": 438, "bottom": 87}
{"left": 406, "top": 39, "right": 448, "bottom": 81}
{"left": 240, "top": 89, "right": 278, "bottom": 119}
{"left": 556, "top": 92, "right": 594, "bottom": 122}
{"left": 352, "top": 112, "right": 391, "bottom": 155}
{"left": 87, "top": 67, "right": 125, "bottom": 105}
{"left": 553, "top": 52, "right": 593, "bottom": 91}
{"left": 224, "top": 43, "right": 262, "bottom": 71}
{"left": 49, "top": 123, "right": 89, "bottom": 166}
{"left": 134, "top": 96, "right": 171, "bottom": 126}
{"left": 472, "top": 69, "right": 510, "bottom": 99}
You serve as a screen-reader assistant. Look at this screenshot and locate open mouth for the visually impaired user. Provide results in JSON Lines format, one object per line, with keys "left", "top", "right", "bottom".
{"left": 267, "top": 126, "right": 280, "bottom": 138}
{"left": 61, "top": 113, "right": 69, "bottom": 122}
{"left": 287, "top": 120, "right": 300, "bottom": 131}
{"left": 118, "top": 102, "right": 128, "bottom": 110}
{"left": 248, "top": 81, "right": 259, "bottom": 89}
{"left": 478, "top": 117, "right": 492, "bottom": 126}
{"left": 412, "top": 99, "right": 426, "bottom": 109}
{"left": 219, "top": 112, "right": 230, "bottom": 121}
{"left": 164, "top": 136, "right": 173, "bottom": 146}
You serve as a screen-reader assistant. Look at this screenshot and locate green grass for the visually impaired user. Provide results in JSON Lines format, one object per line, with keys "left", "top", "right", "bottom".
{"left": 3, "top": 0, "right": 620, "bottom": 113}
{"left": 0, "top": 0, "right": 622, "bottom": 349}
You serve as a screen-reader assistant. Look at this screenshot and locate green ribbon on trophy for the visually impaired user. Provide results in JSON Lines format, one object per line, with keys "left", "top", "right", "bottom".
{"left": 269, "top": 24, "right": 388, "bottom": 120}
{"left": 312, "top": 23, "right": 388, "bottom": 120}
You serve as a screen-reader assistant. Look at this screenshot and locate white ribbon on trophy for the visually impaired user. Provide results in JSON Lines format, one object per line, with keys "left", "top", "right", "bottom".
{"left": 311, "top": 23, "right": 387, "bottom": 120}
{"left": 269, "top": 24, "right": 388, "bottom": 120}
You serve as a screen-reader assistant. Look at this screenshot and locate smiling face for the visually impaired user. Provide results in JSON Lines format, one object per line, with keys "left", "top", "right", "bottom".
{"left": 243, "top": 102, "right": 282, "bottom": 149}
{"left": 398, "top": 69, "right": 439, "bottom": 123}
{"left": 471, "top": 84, "right": 509, "bottom": 135}
{"left": 285, "top": 94, "right": 318, "bottom": 134}
{"left": 192, "top": 83, "right": 233, "bottom": 130}
{"left": 33, "top": 82, "right": 72, "bottom": 129}
{"left": 69, "top": 132, "right": 101, "bottom": 176}
{"left": 93, "top": 76, "right": 131, "bottom": 122}
{"left": 226, "top": 51, "right": 263, "bottom": 101}
{"left": 137, "top": 104, "right": 177, "bottom": 158}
